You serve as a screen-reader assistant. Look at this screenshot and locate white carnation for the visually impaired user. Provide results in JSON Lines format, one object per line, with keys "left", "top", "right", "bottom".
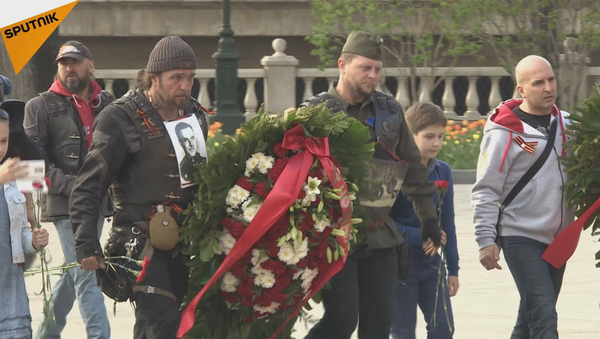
{"left": 294, "top": 238, "right": 309, "bottom": 252}
{"left": 277, "top": 242, "right": 297, "bottom": 265}
{"left": 314, "top": 218, "right": 331, "bottom": 233}
{"left": 251, "top": 264, "right": 270, "bottom": 277}
{"left": 278, "top": 238, "right": 308, "bottom": 265}
{"left": 243, "top": 202, "right": 262, "bottom": 223}
{"left": 257, "top": 155, "right": 275, "bottom": 174}
{"left": 300, "top": 268, "right": 319, "bottom": 294}
{"left": 253, "top": 302, "right": 280, "bottom": 314}
{"left": 245, "top": 155, "right": 261, "bottom": 177}
{"left": 226, "top": 185, "right": 250, "bottom": 209}
{"left": 251, "top": 249, "right": 265, "bottom": 266}
{"left": 301, "top": 192, "right": 317, "bottom": 207}
{"left": 219, "top": 230, "right": 237, "bottom": 255}
{"left": 254, "top": 271, "right": 276, "bottom": 289}
{"left": 220, "top": 272, "right": 240, "bottom": 293}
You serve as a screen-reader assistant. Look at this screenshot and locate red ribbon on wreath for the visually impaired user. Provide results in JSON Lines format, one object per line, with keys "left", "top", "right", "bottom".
{"left": 542, "top": 197, "right": 600, "bottom": 268}
{"left": 177, "top": 125, "right": 352, "bottom": 338}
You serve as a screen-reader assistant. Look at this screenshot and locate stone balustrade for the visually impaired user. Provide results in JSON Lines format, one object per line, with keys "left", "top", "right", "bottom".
{"left": 94, "top": 39, "right": 600, "bottom": 122}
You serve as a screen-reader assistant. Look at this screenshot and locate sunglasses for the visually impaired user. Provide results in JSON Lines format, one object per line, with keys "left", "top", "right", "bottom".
{"left": 0, "top": 109, "right": 8, "bottom": 120}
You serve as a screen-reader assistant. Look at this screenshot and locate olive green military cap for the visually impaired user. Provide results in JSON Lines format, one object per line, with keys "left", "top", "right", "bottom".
{"left": 341, "top": 31, "right": 382, "bottom": 61}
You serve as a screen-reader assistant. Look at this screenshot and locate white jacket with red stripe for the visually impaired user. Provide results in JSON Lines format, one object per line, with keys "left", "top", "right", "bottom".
{"left": 471, "top": 99, "right": 574, "bottom": 250}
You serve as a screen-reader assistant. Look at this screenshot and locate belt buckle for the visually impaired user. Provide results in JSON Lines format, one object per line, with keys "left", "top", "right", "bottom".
{"left": 147, "top": 286, "right": 155, "bottom": 294}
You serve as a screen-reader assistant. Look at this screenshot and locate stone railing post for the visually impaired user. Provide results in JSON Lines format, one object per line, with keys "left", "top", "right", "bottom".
{"left": 261, "top": 38, "right": 299, "bottom": 113}
{"left": 104, "top": 79, "right": 115, "bottom": 94}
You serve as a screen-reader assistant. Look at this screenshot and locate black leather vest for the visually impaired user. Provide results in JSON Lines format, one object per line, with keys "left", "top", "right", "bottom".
{"left": 303, "top": 90, "right": 402, "bottom": 162}
{"left": 38, "top": 90, "right": 114, "bottom": 175}
{"left": 109, "top": 91, "right": 208, "bottom": 225}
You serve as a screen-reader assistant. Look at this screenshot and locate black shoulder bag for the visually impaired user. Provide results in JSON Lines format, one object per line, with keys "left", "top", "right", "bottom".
{"left": 495, "top": 118, "right": 558, "bottom": 245}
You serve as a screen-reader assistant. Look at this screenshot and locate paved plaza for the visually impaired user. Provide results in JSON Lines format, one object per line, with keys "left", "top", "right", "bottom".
{"left": 26, "top": 185, "right": 600, "bottom": 338}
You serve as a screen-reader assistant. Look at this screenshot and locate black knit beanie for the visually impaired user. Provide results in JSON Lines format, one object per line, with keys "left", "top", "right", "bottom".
{"left": 146, "top": 36, "right": 197, "bottom": 73}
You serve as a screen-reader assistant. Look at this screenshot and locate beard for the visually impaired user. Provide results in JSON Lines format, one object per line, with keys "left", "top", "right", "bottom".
{"left": 156, "top": 79, "right": 189, "bottom": 110}
{"left": 59, "top": 72, "right": 90, "bottom": 94}
{"left": 347, "top": 78, "right": 375, "bottom": 98}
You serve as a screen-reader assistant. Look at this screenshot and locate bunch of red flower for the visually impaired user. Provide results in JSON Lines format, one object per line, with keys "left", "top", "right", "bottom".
{"left": 216, "top": 142, "right": 347, "bottom": 319}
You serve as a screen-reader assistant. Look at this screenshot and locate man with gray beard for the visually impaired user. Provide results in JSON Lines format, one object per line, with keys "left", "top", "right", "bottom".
{"left": 24, "top": 40, "right": 114, "bottom": 339}
{"left": 70, "top": 36, "right": 209, "bottom": 338}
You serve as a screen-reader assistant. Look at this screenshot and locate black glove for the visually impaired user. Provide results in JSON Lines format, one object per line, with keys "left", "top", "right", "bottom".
{"left": 420, "top": 218, "right": 442, "bottom": 246}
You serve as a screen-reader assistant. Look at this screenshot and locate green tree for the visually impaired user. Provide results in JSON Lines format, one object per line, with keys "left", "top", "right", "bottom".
{"left": 461, "top": 0, "right": 600, "bottom": 109}
{"left": 308, "top": 0, "right": 482, "bottom": 104}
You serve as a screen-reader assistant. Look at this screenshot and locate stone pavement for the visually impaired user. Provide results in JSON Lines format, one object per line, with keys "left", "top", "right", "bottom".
{"left": 26, "top": 185, "right": 600, "bottom": 338}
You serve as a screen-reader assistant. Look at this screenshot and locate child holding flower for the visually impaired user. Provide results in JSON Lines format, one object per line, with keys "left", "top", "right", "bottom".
{"left": 0, "top": 107, "right": 49, "bottom": 338}
{"left": 389, "top": 102, "right": 459, "bottom": 338}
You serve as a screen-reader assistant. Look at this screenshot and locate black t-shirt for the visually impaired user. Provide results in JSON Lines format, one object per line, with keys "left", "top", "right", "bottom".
{"left": 512, "top": 106, "right": 551, "bottom": 135}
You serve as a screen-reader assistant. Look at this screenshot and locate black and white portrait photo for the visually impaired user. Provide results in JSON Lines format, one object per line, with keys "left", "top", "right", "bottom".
{"left": 164, "top": 115, "right": 207, "bottom": 188}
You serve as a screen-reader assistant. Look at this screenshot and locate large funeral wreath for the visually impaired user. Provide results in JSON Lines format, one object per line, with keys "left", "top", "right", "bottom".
{"left": 561, "top": 88, "right": 600, "bottom": 263}
{"left": 177, "top": 103, "right": 375, "bottom": 338}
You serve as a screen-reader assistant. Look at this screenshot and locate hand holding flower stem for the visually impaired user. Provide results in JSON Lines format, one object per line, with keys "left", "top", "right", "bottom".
{"left": 431, "top": 180, "right": 453, "bottom": 333}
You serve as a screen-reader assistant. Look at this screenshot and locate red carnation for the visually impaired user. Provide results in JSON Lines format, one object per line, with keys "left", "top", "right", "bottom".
{"left": 266, "top": 240, "right": 280, "bottom": 257}
{"left": 231, "top": 260, "right": 246, "bottom": 277}
{"left": 255, "top": 237, "right": 268, "bottom": 248}
{"left": 44, "top": 177, "right": 51, "bottom": 187}
{"left": 238, "top": 279, "right": 253, "bottom": 298}
{"left": 254, "top": 182, "right": 271, "bottom": 199}
{"left": 261, "top": 260, "right": 286, "bottom": 275}
{"left": 220, "top": 291, "right": 238, "bottom": 304}
{"left": 435, "top": 180, "right": 449, "bottom": 190}
{"left": 301, "top": 210, "right": 315, "bottom": 226}
{"left": 241, "top": 250, "right": 253, "bottom": 264}
{"left": 268, "top": 157, "right": 289, "bottom": 182}
{"left": 297, "top": 221, "right": 314, "bottom": 233}
{"left": 297, "top": 189, "right": 307, "bottom": 200}
{"left": 297, "top": 257, "right": 309, "bottom": 268}
{"left": 136, "top": 257, "right": 151, "bottom": 283}
{"left": 32, "top": 182, "right": 43, "bottom": 189}
{"left": 263, "top": 288, "right": 287, "bottom": 303}
{"left": 225, "top": 221, "right": 245, "bottom": 240}
{"left": 286, "top": 266, "right": 298, "bottom": 276}
{"left": 318, "top": 259, "right": 330, "bottom": 273}
{"left": 273, "top": 143, "right": 289, "bottom": 158}
{"left": 256, "top": 294, "right": 274, "bottom": 307}
{"left": 310, "top": 169, "right": 325, "bottom": 181}
{"left": 236, "top": 177, "right": 254, "bottom": 191}
{"left": 242, "top": 297, "right": 255, "bottom": 307}
{"left": 274, "top": 274, "right": 292, "bottom": 291}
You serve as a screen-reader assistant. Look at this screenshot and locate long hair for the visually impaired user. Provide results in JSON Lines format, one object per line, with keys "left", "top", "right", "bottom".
{"left": 0, "top": 100, "right": 45, "bottom": 164}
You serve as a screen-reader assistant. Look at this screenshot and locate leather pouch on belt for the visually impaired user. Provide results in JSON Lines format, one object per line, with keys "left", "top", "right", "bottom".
{"left": 149, "top": 205, "right": 179, "bottom": 251}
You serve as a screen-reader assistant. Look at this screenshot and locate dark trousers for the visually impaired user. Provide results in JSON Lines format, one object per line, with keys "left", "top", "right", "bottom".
{"left": 133, "top": 249, "right": 189, "bottom": 339}
{"left": 500, "top": 236, "right": 566, "bottom": 339}
{"left": 304, "top": 247, "right": 398, "bottom": 339}
{"left": 391, "top": 255, "right": 453, "bottom": 339}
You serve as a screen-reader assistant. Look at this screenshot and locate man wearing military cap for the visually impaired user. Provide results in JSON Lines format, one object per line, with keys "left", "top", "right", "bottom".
{"left": 302, "top": 31, "right": 442, "bottom": 339}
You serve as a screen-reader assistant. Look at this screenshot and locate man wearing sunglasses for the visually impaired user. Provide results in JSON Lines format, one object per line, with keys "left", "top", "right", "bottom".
{"left": 24, "top": 41, "right": 115, "bottom": 339}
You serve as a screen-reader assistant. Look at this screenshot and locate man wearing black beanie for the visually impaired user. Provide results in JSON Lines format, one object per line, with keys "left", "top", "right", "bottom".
{"left": 69, "top": 36, "right": 210, "bottom": 338}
